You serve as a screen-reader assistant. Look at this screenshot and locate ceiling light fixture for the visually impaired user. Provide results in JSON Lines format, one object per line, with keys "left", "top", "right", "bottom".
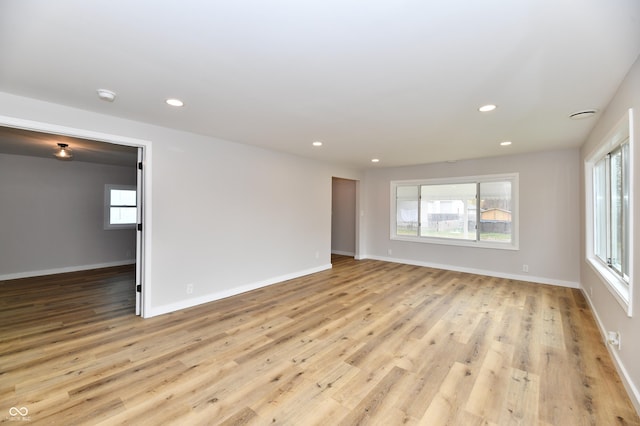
{"left": 371, "top": 158, "right": 380, "bottom": 163}
{"left": 500, "top": 141, "right": 512, "bottom": 146}
{"left": 569, "top": 109, "right": 598, "bottom": 120}
{"left": 54, "top": 143, "right": 73, "bottom": 161}
{"left": 312, "top": 141, "right": 323, "bottom": 147}
{"left": 166, "top": 98, "right": 184, "bottom": 107}
{"left": 96, "top": 89, "right": 116, "bottom": 102}
{"left": 478, "top": 104, "right": 497, "bottom": 112}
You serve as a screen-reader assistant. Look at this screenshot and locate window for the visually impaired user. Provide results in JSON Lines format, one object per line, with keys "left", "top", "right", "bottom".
{"left": 594, "top": 145, "right": 630, "bottom": 278}
{"left": 586, "top": 108, "right": 634, "bottom": 316}
{"left": 105, "top": 184, "right": 137, "bottom": 229}
{"left": 391, "top": 173, "right": 518, "bottom": 250}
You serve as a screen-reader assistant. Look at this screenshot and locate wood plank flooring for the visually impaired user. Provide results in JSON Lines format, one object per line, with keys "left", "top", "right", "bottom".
{"left": 1, "top": 256, "right": 638, "bottom": 425}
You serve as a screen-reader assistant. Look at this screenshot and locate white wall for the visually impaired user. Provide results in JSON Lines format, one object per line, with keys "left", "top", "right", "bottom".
{"left": 0, "top": 92, "right": 362, "bottom": 316}
{"left": 361, "top": 148, "right": 581, "bottom": 287}
{"left": 580, "top": 54, "right": 640, "bottom": 411}
{"left": 0, "top": 153, "right": 136, "bottom": 279}
{"left": 331, "top": 177, "right": 356, "bottom": 256}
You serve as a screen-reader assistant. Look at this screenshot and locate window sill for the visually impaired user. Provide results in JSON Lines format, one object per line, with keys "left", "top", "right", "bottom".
{"left": 391, "top": 234, "right": 518, "bottom": 251}
{"left": 104, "top": 224, "right": 136, "bottom": 231}
{"left": 587, "top": 256, "right": 632, "bottom": 317}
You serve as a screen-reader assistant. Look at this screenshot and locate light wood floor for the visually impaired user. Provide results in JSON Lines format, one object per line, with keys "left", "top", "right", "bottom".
{"left": 1, "top": 256, "right": 638, "bottom": 425}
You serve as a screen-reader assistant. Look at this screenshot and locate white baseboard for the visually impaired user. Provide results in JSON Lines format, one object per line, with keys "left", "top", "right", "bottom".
{"left": 147, "top": 263, "right": 333, "bottom": 318}
{"left": 360, "top": 254, "right": 580, "bottom": 289}
{"left": 581, "top": 287, "right": 640, "bottom": 415}
{"left": 331, "top": 250, "right": 355, "bottom": 256}
{"left": 0, "top": 260, "right": 136, "bottom": 282}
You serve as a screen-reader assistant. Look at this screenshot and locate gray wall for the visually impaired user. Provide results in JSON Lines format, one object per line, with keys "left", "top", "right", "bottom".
{"left": 0, "top": 153, "right": 136, "bottom": 279}
{"left": 0, "top": 92, "right": 362, "bottom": 316}
{"left": 580, "top": 54, "right": 640, "bottom": 411}
{"left": 331, "top": 177, "right": 356, "bottom": 256}
{"left": 361, "top": 148, "right": 581, "bottom": 287}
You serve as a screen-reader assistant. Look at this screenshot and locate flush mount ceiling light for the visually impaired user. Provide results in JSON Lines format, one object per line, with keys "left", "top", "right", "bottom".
{"left": 166, "top": 98, "right": 184, "bottom": 107}
{"left": 569, "top": 109, "right": 598, "bottom": 120}
{"left": 54, "top": 143, "right": 73, "bottom": 161}
{"left": 96, "top": 89, "right": 116, "bottom": 102}
{"left": 312, "top": 141, "right": 323, "bottom": 147}
{"left": 478, "top": 104, "right": 497, "bottom": 112}
{"left": 500, "top": 141, "right": 512, "bottom": 146}
{"left": 371, "top": 158, "right": 380, "bottom": 163}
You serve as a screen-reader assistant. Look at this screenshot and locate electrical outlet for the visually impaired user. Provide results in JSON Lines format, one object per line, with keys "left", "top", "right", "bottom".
{"left": 522, "top": 264, "right": 529, "bottom": 273}
{"left": 187, "top": 283, "right": 194, "bottom": 295}
{"left": 315, "top": 251, "right": 319, "bottom": 259}
{"left": 607, "top": 331, "right": 621, "bottom": 350}
{"left": 388, "top": 249, "right": 393, "bottom": 256}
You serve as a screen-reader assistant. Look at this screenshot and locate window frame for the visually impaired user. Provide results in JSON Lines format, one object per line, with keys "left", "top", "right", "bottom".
{"left": 585, "top": 108, "right": 634, "bottom": 317}
{"left": 390, "top": 173, "right": 519, "bottom": 251}
{"left": 104, "top": 184, "right": 137, "bottom": 230}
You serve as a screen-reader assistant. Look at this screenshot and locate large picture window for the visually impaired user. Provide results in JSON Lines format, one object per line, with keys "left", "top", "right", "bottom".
{"left": 585, "top": 108, "right": 634, "bottom": 316}
{"left": 391, "top": 173, "right": 518, "bottom": 250}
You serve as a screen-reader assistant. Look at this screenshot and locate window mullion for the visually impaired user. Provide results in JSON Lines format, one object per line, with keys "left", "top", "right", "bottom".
{"left": 475, "top": 182, "right": 480, "bottom": 242}
{"left": 622, "top": 142, "right": 630, "bottom": 281}
{"left": 605, "top": 153, "right": 612, "bottom": 266}
{"left": 417, "top": 185, "right": 422, "bottom": 237}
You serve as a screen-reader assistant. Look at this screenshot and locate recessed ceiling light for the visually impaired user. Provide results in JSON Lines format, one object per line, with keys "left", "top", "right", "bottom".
{"left": 371, "top": 158, "right": 380, "bottom": 163}
{"left": 312, "top": 141, "right": 323, "bottom": 147}
{"left": 569, "top": 109, "right": 598, "bottom": 120}
{"left": 166, "top": 98, "right": 184, "bottom": 107}
{"left": 500, "top": 141, "right": 512, "bottom": 146}
{"left": 479, "top": 104, "right": 497, "bottom": 112}
{"left": 96, "top": 89, "right": 116, "bottom": 102}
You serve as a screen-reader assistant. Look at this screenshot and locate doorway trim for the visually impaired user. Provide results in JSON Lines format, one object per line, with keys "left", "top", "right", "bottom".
{"left": 0, "top": 115, "right": 152, "bottom": 317}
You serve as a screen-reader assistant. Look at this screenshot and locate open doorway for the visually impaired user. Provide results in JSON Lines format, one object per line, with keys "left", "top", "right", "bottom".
{"left": 0, "top": 116, "right": 150, "bottom": 317}
{"left": 331, "top": 177, "right": 357, "bottom": 259}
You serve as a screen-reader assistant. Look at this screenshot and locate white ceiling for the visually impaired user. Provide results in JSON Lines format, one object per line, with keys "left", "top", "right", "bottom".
{"left": 1, "top": 0, "right": 639, "bottom": 169}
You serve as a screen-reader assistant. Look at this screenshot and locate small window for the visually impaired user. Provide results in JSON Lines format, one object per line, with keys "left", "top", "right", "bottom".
{"left": 391, "top": 173, "right": 518, "bottom": 250}
{"left": 105, "top": 184, "right": 137, "bottom": 229}
{"left": 585, "top": 109, "right": 634, "bottom": 316}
